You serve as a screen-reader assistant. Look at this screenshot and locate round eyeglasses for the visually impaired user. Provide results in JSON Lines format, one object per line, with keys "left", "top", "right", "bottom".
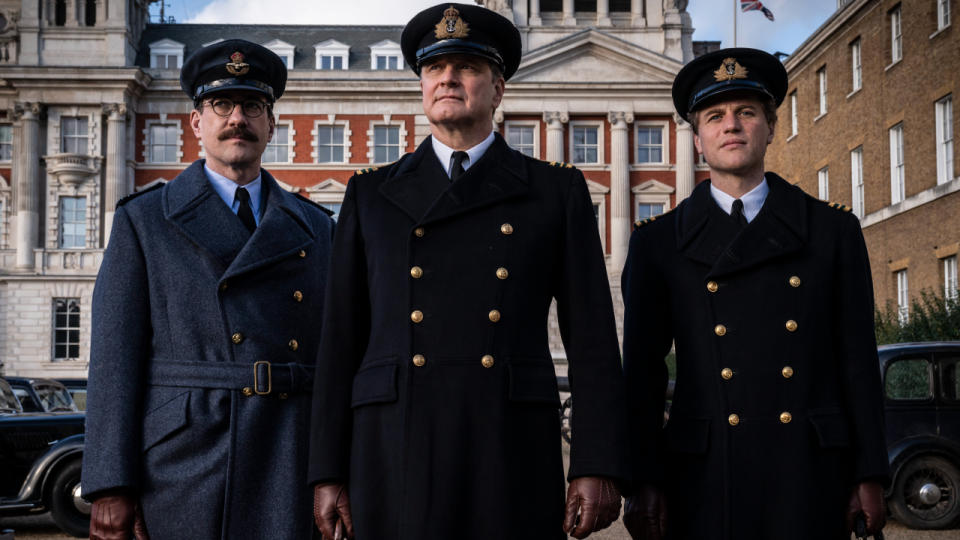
{"left": 203, "top": 98, "right": 269, "bottom": 118}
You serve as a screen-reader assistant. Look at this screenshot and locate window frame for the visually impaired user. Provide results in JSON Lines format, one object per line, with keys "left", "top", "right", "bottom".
{"left": 263, "top": 39, "right": 296, "bottom": 70}
{"left": 568, "top": 121, "right": 604, "bottom": 165}
{"left": 312, "top": 119, "right": 352, "bottom": 164}
{"left": 142, "top": 119, "right": 182, "bottom": 164}
{"left": 789, "top": 91, "right": 798, "bottom": 137}
{"left": 945, "top": 255, "right": 958, "bottom": 302}
{"left": 367, "top": 120, "right": 407, "bottom": 164}
{"left": 634, "top": 122, "right": 668, "bottom": 165}
{"left": 369, "top": 40, "right": 403, "bottom": 71}
{"left": 938, "top": 0, "right": 951, "bottom": 31}
{"left": 890, "top": 5, "right": 903, "bottom": 64}
{"left": 884, "top": 355, "right": 933, "bottom": 401}
{"left": 936, "top": 95, "right": 954, "bottom": 185}
{"left": 0, "top": 124, "right": 11, "bottom": 162}
{"left": 897, "top": 268, "right": 909, "bottom": 323}
{"left": 262, "top": 120, "right": 295, "bottom": 164}
{"left": 52, "top": 297, "right": 82, "bottom": 362}
{"left": 314, "top": 39, "right": 349, "bottom": 70}
{"left": 818, "top": 166, "right": 829, "bottom": 201}
{"left": 817, "top": 66, "right": 828, "bottom": 117}
{"left": 504, "top": 121, "right": 540, "bottom": 158}
{"left": 60, "top": 116, "right": 89, "bottom": 154}
{"left": 148, "top": 38, "right": 185, "bottom": 70}
{"left": 851, "top": 146, "right": 864, "bottom": 218}
{"left": 58, "top": 196, "right": 87, "bottom": 249}
{"left": 850, "top": 38, "right": 862, "bottom": 93}
{"left": 889, "top": 122, "right": 905, "bottom": 204}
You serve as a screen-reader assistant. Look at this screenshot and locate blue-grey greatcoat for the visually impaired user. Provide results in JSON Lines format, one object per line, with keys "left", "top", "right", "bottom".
{"left": 82, "top": 160, "right": 334, "bottom": 539}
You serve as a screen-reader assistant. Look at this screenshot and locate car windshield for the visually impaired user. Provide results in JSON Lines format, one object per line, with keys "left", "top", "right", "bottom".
{"left": 34, "top": 383, "right": 78, "bottom": 412}
{"left": 0, "top": 379, "right": 23, "bottom": 413}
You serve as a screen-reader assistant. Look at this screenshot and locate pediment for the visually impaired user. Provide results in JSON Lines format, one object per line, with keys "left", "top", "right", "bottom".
{"left": 306, "top": 179, "right": 347, "bottom": 193}
{"left": 631, "top": 179, "right": 675, "bottom": 194}
{"left": 138, "top": 177, "right": 168, "bottom": 191}
{"left": 585, "top": 178, "right": 609, "bottom": 194}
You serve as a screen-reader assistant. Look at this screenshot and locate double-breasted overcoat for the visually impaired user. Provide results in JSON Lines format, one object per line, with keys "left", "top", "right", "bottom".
{"left": 621, "top": 174, "right": 890, "bottom": 540}
{"left": 82, "top": 160, "right": 334, "bottom": 539}
{"left": 307, "top": 134, "right": 628, "bottom": 540}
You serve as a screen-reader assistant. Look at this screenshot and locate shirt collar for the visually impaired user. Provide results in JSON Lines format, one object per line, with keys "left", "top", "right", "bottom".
{"left": 709, "top": 176, "right": 769, "bottom": 223}
{"left": 204, "top": 163, "right": 263, "bottom": 224}
{"left": 431, "top": 131, "right": 496, "bottom": 178}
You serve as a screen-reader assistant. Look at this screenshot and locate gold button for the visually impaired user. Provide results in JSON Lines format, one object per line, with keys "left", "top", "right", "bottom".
{"left": 298, "top": 250, "right": 306, "bottom": 258}
{"left": 714, "top": 324, "right": 727, "bottom": 336}
{"left": 780, "top": 412, "right": 792, "bottom": 424}
{"left": 707, "top": 281, "right": 719, "bottom": 293}
{"left": 231, "top": 332, "right": 244, "bottom": 344}
{"left": 279, "top": 393, "right": 288, "bottom": 400}
{"left": 728, "top": 414, "right": 740, "bottom": 426}
{"left": 500, "top": 223, "right": 514, "bottom": 235}
{"left": 786, "top": 320, "right": 798, "bottom": 332}
{"left": 219, "top": 282, "right": 228, "bottom": 292}
{"left": 721, "top": 367, "right": 733, "bottom": 380}
{"left": 481, "top": 355, "right": 494, "bottom": 368}
{"left": 288, "top": 339, "right": 299, "bottom": 351}
{"left": 789, "top": 276, "right": 801, "bottom": 288}
{"left": 293, "top": 290, "right": 303, "bottom": 302}
{"left": 410, "top": 310, "right": 423, "bottom": 323}
{"left": 488, "top": 309, "right": 501, "bottom": 322}
{"left": 782, "top": 366, "right": 794, "bottom": 378}
{"left": 410, "top": 266, "right": 423, "bottom": 279}
{"left": 496, "top": 267, "right": 509, "bottom": 280}
{"left": 412, "top": 354, "right": 426, "bottom": 367}
{"left": 414, "top": 227, "right": 425, "bottom": 237}
{"left": 242, "top": 387, "right": 253, "bottom": 397}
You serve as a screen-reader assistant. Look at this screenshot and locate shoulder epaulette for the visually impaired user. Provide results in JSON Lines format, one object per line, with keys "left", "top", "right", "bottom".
{"left": 354, "top": 166, "right": 380, "bottom": 175}
{"left": 827, "top": 201, "right": 852, "bottom": 212}
{"left": 295, "top": 193, "right": 334, "bottom": 216}
{"left": 633, "top": 216, "right": 657, "bottom": 229}
{"left": 548, "top": 161, "right": 574, "bottom": 169}
{"left": 116, "top": 183, "right": 163, "bottom": 207}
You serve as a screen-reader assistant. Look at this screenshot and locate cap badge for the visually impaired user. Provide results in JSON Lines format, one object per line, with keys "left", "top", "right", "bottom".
{"left": 713, "top": 58, "right": 748, "bottom": 82}
{"left": 435, "top": 5, "right": 470, "bottom": 39}
{"left": 226, "top": 51, "right": 250, "bottom": 76}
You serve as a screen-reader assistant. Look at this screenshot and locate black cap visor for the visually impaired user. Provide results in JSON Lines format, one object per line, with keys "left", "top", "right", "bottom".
{"left": 688, "top": 80, "right": 774, "bottom": 117}
{"left": 415, "top": 39, "right": 504, "bottom": 74}
{"left": 194, "top": 78, "right": 275, "bottom": 102}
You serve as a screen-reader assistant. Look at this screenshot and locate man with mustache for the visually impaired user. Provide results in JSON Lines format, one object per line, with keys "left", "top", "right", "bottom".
{"left": 620, "top": 48, "right": 889, "bottom": 540}
{"left": 82, "top": 39, "right": 334, "bottom": 539}
{"left": 308, "top": 3, "right": 627, "bottom": 539}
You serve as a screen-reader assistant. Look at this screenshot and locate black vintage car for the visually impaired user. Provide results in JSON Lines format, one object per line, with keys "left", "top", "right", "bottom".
{"left": 0, "top": 377, "right": 88, "bottom": 537}
{"left": 5, "top": 377, "right": 78, "bottom": 414}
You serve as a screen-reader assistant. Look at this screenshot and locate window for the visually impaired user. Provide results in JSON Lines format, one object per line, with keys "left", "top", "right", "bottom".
{"left": 370, "top": 40, "right": 402, "bottom": 70}
{"left": 851, "top": 147, "right": 864, "bottom": 217}
{"left": 890, "top": 6, "right": 902, "bottom": 63}
{"left": 263, "top": 39, "right": 295, "bottom": 70}
{"left": 884, "top": 357, "right": 931, "bottom": 400}
{"left": 0, "top": 124, "right": 10, "bottom": 161}
{"left": 818, "top": 167, "right": 829, "bottom": 200}
{"left": 943, "top": 355, "right": 960, "bottom": 401}
{"left": 817, "top": 67, "right": 827, "bottom": 116}
{"left": 572, "top": 125, "right": 599, "bottom": 164}
{"left": 372, "top": 125, "right": 402, "bottom": 163}
{"left": 376, "top": 56, "right": 399, "bottom": 70}
{"left": 314, "top": 39, "right": 349, "bottom": 70}
{"left": 790, "top": 91, "right": 798, "bottom": 136}
{"left": 635, "top": 126, "right": 664, "bottom": 164}
{"left": 318, "top": 202, "right": 342, "bottom": 220}
{"left": 945, "top": 256, "right": 958, "bottom": 301}
{"left": 889, "top": 123, "right": 905, "bottom": 204}
{"left": 897, "top": 269, "right": 909, "bottom": 323}
{"left": 936, "top": 95, "right": 954, "bottom": 185}
{"left": 148, "top": 39, "right": 184, "bottom": 69}
{"left": 506, "top": 124, "right": 536, "bottom": 157}
{"left": 59, "top": 196, "right": 86, "bottom": 248}
{"left": 60, "top": 117, "right": 88, "bottom": 154}
{"left": 147, "top": 124, "right": 178, "bottom": 163}
{"left": 53, "top": 298, "right": 81, "bottom": 361}
{"left": 938, "top": 0, "right": 950, "bottom": 30}
{"left": 263, "top": 124, "right": 291, "bottom": 163}
{"left": 636, "top": 202, "right": 664, "bottom": 221}
{"left": 316, "top": 125, "right": 347, "bottom": 163}
{"left": 851, "top": 39, "right": 862, "bottom": 92}
{"left": 320, "top": 56, "right": 344, "bottom": 70}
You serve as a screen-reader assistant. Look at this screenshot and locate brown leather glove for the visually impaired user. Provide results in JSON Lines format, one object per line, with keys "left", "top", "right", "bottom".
{"left": 562, "top": 476, "right": 622, "bottom": 539}
{"left": 845, "top": 480, "right": 887, "bottom": 536}
{"left": 313, "top": 482, "right": 354, "bottom": 540}
{"left": 89, "top": 492, "right": 149, "bottom": 540}
{"left": 623, "top": 484, "right": 667, "bottom": 540}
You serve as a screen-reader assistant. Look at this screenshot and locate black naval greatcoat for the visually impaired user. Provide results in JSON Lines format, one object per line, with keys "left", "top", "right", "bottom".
{"left": 621, "top": 174, "right": 890, "bottom": 540}
{"left": 308, "top": 134, "right": 628, "bottom": 540}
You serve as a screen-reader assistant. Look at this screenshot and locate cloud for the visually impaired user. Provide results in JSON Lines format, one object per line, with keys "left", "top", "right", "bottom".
{"left": 186, "top": 0, "right": 441, "bottom": 25}
{"left": 687, "top": 0, "right": 837, "bottom": 55}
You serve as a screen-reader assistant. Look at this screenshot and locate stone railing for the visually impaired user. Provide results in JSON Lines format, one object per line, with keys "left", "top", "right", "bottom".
{"left": 45, "top": 154, "right": 103, "bottom": 186}
{"left": 35, "top": 248, "right": 103, "bottom": 274}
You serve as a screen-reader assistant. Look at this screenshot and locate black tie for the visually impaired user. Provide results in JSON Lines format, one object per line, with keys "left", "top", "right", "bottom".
{"left": 731, "top": 199, "right": 748, "bottom": 228}
{"left": 450, "top": 151, "right": 468, "bottom": 182}
{"left": 235, "top": 187, "right": 257, "bottom": 233}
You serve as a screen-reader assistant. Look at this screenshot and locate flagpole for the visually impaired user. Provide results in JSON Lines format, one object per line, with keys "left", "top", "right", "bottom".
{"left": 733, "top": 0, "right": 737, "bottom": 47}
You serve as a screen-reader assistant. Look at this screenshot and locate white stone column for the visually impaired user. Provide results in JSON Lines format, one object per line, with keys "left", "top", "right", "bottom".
{"left": 631, "top": 0, "right": 644, "bottom": 25}
{"left": 529, "top": 0, "right": 542, "bottom": 25}
{"left": 66, "top": 0, "right": 78, "bottom": 26}
{"left": 14, "top": 103, "right": 42, "bottom": 271}
{"left": 562, "top": 0, "right": 576, "bottom": 25}
{"left": 674, "top": 113, "right": 695, "bottom": 203}
{"left": 543, "top": 111, "right": 568, "bottom": 162}
{"left": 608, "top": 111, "right": 633, "bottom": 272}
{"left": 103, "top": 103, "right": 128, "bottom": 245}
{"left": 597, "top": 0, "right": 612, "bottom": 26}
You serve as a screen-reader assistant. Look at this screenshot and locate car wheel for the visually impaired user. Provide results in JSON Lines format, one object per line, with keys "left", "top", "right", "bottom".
{"left": 47, "top": 459, "right": 90, "bottom": 538}
{"left": 889, "top": 455, "right": 960, "bottom": 529}
{"left": 560, "top": 396, "right": 572, "bottom": 444}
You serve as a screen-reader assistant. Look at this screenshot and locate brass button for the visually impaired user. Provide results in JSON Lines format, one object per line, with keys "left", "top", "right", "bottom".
{"left": 714, "top": 324, "right": 727, "bottom": 336}
{"left": 481, "top": 355, "right": 495, "bottom": 368}
{"left": 219, "top": 282, "right": 228, "bottom": 292}
{"left": 410, "top": 266, "right": 423, "bottom": 279}
{"left": 789, "top": 276, "right": 802, "bottom": 288}
{"left": 288, "top": 339, "right": 299, "bottom": 351}
{"left": 414, "top": 227, "right": 425, "bottom": 237}
{"left": 782, "top": 366, "right": 794, "bottom": 378}
{"left": 728, "top": 414, "right": 740, "bottom": 426}
{"left": 785, "top": 320, "right": 798, "bottom": 332}
{"left": 721, "top": 367, "right": 733, "bottom": 380}
{"left": 707, "top": 281, "right": 719, "bottom": 293}
{"left": 488, "top": 309, "right": 501, "bottom": 322}
{"left": 293, "top": 290, "right": 303, "bottom": 302}
{"left": 780, "top": 412, "right": 793, "bottom": 424}
{"left": 412, "top": 354, "right": 426, "bottom": 367}
{"left": 231, "top": 332, "right": 244, "bottom": 344}
{"left": 298, "top": 250, "right": 306, "bottom": 258}
{"left": 242, "top": 387, "right": 254, "bottom": 397}
{"left": 410, "top": 310, "right": 424, "bottom": 323}
{"left": 500, "top": 223, "right": 514, "bottom": 235}
{"left": 279, "top": 393, "right": 289, "bottom": 400}
{"left": 496, "top": 267, "right": 509, "bottom": 280}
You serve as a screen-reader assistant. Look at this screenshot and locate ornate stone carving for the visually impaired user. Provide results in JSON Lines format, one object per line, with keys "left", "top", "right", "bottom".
{"left": 543, "top": 111, "right": 569, "bottom": 126}
{"left": 607, "top": 111, "right": 635, "bottom": 126}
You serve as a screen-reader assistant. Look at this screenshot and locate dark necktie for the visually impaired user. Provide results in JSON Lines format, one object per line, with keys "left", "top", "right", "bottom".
{"left": 450, "top": 151, "right": 468, "bottom": 182}
{"left": 235, "top": 187, "right": 257, "bottom": 233}
{"left": 731, "top": 199, "right": 748, "bottom": 228}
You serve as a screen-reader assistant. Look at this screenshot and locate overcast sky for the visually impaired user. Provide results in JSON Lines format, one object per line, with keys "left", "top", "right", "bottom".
{"left": 153, "top": 0, "right": 837, "bottom": 57}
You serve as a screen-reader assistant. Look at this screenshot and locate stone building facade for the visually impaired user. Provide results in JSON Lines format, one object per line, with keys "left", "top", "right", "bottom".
{"left": 766, "top": 0, "right": 959, "bottom": 317}
{"left": 0, "top": 0, "right": 711, "bottom": 376}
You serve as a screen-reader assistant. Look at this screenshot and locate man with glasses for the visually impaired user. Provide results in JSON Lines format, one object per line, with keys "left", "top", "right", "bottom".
{"left": 82, "top": 39, "right": 334, "bottom": 539}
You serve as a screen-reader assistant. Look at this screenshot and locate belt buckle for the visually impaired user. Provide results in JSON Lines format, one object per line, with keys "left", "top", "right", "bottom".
{"left": 253, "top": 360, "right": 272, "bottom": 396}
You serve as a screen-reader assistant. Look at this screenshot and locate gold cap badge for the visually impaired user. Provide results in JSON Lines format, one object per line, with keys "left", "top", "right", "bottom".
{"left": 226, "top": 51, "right": 250, "bottom": 76}
{"left": 435, "top": 5, "right": 470, "bottom": 39}
{"left": 713, "top": 57, "right": 748, "bottom": 82}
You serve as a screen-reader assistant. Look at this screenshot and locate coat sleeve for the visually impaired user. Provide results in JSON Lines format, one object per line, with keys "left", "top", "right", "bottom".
{"left": 555, "top": 169, "right": 629, "bottom": 485}
{"left": 837, "top": 213, "right": 891, "bottom": 485}
{"left": 307, "top": 177, "right": 370, "bottom": 486}
{"left": 81, "top": 205, "right": 151, "bottom": 499}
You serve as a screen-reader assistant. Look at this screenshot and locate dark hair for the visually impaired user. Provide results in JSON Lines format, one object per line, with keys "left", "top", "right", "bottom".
{"left": 688, "top": 95, "right": 777, "bottom": 134}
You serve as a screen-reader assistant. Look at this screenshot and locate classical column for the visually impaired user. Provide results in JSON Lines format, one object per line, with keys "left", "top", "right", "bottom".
{"left": 103, "top": 103, "right": 128, "bottom": 244}
{"left": 529, "top": 0, "right": 542, "bottom": 25}
{"left": 562, "top": 0, "right": 576, "bottom": 25}
{"left": 543, "top": 111, "right": 568, "bottom": 163}
{"left": 608, "top": 111, "right": 633, "bottom": 272}
{"left": 14, "top": 103, "right": 43, "bottom": 271}
{"left": 674, "top": 113, "right": 695, "bottom": 203}
{"left": 597, "top": 0, "right": 612, "bottom": 26}
{"left": 66, "top": 0, "right": 78, "bottom": 26}
{"left": 631, "top": 0, "right": 644, "bottom": 25}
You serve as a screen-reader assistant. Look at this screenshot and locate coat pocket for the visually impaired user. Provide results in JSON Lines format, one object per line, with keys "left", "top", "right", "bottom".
{"left": 350, "top": 364, "right": 398, "bottom": 408}
{"left": 507, "top": 362, "right": 560, "bottom": 406}
{"left": 664, "top": 417, "right": 710, "bottom": 454}
{"left": 141, "top": 391, "right": 190, "bottom": 452}
{"left": 808, "top": 408, "right": 852, "bottom": 448}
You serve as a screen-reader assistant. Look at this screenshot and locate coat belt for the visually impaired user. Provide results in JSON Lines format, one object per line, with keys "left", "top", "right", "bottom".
{"left": 146, "top": 360, "right": 314, "bottom": 396}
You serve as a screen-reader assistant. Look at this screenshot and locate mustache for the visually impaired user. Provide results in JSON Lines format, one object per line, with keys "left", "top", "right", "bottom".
{"left": 218, "top": 128, "right": 258, "bottom": 142}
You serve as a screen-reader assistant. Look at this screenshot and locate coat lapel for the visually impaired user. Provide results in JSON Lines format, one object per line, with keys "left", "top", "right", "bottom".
{"left": 378, "top": 138, "right": 451, "bottom": 222}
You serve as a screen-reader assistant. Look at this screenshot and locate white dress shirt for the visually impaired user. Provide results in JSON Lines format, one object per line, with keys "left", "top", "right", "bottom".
{"left": 709, "top": 176, "right": 770, "bottom": 223}
{"left": 431, "top": 131, "right": 496, "bottom": 178}
{"left": 205, "top": 164, "right": 263, "bottom": 226}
